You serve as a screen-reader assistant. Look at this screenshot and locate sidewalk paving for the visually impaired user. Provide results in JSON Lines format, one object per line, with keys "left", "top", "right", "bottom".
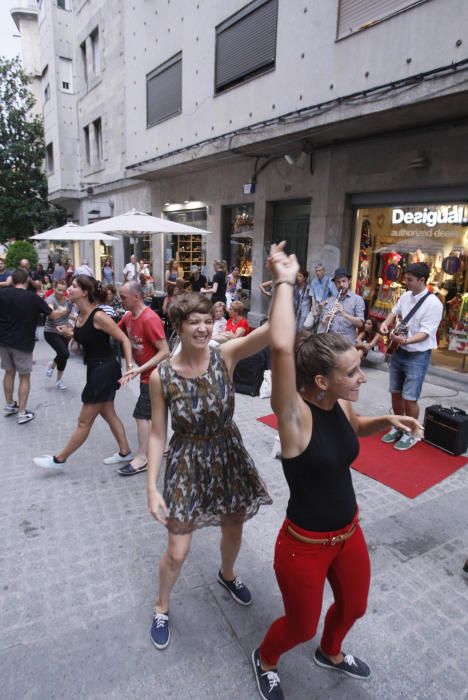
{"left": 1, "top": 331, "right": 468, "bottom": 700}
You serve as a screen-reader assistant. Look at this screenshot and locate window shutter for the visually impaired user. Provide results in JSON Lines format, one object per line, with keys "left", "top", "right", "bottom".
{"left": 147, "top": 54, "right": 182, "bottom": 126}
{"left": 215, "top": 0, "right": 278, "bottom": 92}
{"left": 337, "top": 0, "right": 427, "bottom": 38}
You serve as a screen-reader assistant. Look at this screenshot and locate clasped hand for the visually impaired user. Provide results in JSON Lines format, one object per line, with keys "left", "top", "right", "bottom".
{"left": 267, "top": 241, "right": 299, "bottom": 282}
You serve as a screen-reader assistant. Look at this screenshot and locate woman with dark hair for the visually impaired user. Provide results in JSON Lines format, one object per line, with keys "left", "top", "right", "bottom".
{"left": 33, "top": 275, "right": 134, "bottom": 470}
{"left": 355, "top": 317, "right": 383, "bottom": 359}
{"left": 251, "top": 243, "right": 422, "bottom": 700}
{"left": 146, "top": 292, "right": 272, "bottom": 651}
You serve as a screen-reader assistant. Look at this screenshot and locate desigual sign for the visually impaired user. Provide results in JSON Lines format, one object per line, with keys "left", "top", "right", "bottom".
{"left": 391, "top": 208, "right": 464, "bottom": 227}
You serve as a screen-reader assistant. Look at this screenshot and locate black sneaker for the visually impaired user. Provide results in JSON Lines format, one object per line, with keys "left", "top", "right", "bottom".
{"left": 217, "top": 570, "right": 252, "bottom": 606}
{"left": 150, "top": 611, "right": 170, "bottom": 650}
{"left": 252, "top": 648, "right": 284, "bottom": 700}
{"left": 314, "top": 647, "right": 371, "bottom": 680}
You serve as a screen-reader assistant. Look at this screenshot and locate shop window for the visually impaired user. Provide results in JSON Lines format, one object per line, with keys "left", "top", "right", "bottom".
{"left": 352, "top": 204, "right": 468, "bottom": 369}
{"left": 221, "top": 205, "right": 255, "bottom": 307}
{"left": 215, "top": 0, "right": 278, "bottom": 94}
{"left": 337, "top": 0, "right": 429, "bottom": 39}
{"left": 59, "top": 56, "right": 73, "bottom": 93}
{"left": 164, "top": 208, "right": 207, "bottom": 280}
{"left": 146, "top": 53, "right": 182, "bottom": 127}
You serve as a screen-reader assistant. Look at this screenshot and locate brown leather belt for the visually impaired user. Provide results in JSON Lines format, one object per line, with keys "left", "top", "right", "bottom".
{"left": 287, "top": 521, "right": 358, "bottom": 546}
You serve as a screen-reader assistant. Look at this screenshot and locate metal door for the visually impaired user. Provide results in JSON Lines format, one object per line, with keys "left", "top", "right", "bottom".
{"left": 272, "top": 199, "right": 310, "bottom": 269}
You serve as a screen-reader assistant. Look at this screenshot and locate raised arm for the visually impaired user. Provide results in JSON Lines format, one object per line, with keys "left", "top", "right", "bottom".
{"left": 219, "top": 321, "right": 269, "bottom": 374}
{"left": 268, "top": 243, "right": 310, "bottom": 455}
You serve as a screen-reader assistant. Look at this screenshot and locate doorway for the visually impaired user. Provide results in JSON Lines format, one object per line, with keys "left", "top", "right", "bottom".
{"left": 272, "top": 199, "right": 310, "bottom": 269}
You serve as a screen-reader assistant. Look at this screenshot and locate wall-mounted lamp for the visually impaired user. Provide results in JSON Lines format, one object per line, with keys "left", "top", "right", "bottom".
{"left": 283, "top": 139, "right": 314, "bottom": 173}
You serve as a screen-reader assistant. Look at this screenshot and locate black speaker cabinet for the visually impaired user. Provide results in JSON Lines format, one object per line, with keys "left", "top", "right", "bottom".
{"left": 423, "top": 405, "right": 468, "bottom": 456}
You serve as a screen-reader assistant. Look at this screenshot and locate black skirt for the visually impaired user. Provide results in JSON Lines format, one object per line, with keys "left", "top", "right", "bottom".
{"left": 81, "top": 358, "right": 122, "bottom": 404}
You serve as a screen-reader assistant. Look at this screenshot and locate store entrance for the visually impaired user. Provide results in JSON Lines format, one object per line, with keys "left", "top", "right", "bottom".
{"left": 351, "top": 203, "right": 468, "bottom": 371}
{"left": 221, "top": 204, "right": 254, "bottom": 310}
{"left": 272, "top": 199, "right": 310, "bottom": 269}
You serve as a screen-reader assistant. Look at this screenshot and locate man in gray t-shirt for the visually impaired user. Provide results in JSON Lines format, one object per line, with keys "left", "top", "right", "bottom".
{"left": 321, "top": 268, "right": 365, "bottom": 343}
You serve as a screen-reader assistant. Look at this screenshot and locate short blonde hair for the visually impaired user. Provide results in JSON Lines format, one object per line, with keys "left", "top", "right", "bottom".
{"left": 230, "top": 300, "right": 244, "bottom": 314}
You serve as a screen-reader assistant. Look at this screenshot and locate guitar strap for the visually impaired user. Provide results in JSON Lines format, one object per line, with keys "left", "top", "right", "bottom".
{"left": 400, "top": 291, "right": 432, "bottom": 326}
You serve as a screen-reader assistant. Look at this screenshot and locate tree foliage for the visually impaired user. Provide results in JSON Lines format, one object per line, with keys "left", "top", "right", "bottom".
{"left": 0, "top": 57, "right": 66, "bottom": 243}
{"left": 4, "top": 239, "right": 38, "bottom": 269}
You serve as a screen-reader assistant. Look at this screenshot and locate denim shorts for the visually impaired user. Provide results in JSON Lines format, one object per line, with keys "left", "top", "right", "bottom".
{"left": 389, "top": 348, "right": 431, "bottom": 401}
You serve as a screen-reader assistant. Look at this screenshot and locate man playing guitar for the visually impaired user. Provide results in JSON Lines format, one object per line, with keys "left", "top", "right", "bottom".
{"left": 379, "top": 263, "right": 443, "bottom": 451}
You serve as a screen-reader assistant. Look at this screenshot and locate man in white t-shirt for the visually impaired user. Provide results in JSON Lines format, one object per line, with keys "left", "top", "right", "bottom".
{"left": 123, "top": 255, "right": 141, "bottom": 282}
{"left": 380, "top": 262, "right": 443, "bottom": 451}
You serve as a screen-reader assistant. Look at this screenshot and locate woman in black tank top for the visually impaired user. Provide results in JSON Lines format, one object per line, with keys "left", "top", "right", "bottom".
{"left": 33, "top": 275, "right": 135, "bottom": 471}
{"left": 252, "top": 244, "right": 422, "bottom": 700}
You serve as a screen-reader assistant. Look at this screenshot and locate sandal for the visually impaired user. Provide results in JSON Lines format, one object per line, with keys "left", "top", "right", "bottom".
{"left": 118, "top": 463, "right": 148, "bottom": 477}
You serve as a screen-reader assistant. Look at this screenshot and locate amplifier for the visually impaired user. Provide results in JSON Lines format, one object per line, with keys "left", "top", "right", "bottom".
{"left": 423, "top": 405, "right": 468, "bottom": 456}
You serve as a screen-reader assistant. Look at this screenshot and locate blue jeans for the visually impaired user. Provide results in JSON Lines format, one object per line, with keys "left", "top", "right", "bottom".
{"left": 389, "top": 348, "right": 431, "bottom": 401}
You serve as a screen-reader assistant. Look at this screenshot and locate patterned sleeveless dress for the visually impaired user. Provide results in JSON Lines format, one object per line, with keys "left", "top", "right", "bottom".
{"left": 158, "top": 347, "right": 272, "bottom": 534}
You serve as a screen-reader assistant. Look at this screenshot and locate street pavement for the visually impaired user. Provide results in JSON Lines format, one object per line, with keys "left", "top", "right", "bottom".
{"left": 1, "top": 331, "right": 468, "bottom": 700}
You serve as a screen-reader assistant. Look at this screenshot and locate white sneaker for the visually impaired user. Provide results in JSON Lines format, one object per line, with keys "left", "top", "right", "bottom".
{"left": 103, "top": 451, "right": 133, "bottom": 465}
{"left": 33, "top": 455, "right": 65, "bottom": 469}
{"left": 17, "top": 410, "right": 35, "bottom": 425}
{"left": 56, "top": 379, "right": 67, "bottom": 390}
{"left": 46, "top": 365, "right": 54, "bottom": 378}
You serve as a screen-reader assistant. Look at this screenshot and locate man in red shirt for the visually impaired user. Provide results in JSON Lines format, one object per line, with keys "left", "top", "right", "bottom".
{"left": 117, "top": 281, "right": 169, "bottom": 476}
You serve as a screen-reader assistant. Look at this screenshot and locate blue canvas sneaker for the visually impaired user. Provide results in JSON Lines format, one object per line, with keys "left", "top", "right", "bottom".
{"left": 314, "top": 647, "right": 371, "bottom": 680}
{"left": 217, "top": 570, "right": 252, "bottom": 606}
{"left": 150, "top": 611, "right": 170, "bottom": 650}
{"left": 252, "top": 648, "right": 284, "bottom": 699}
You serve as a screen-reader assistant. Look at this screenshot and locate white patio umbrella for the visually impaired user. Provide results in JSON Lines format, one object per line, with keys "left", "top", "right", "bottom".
{"left": 80, "top": 209, "right": 210, "bottom": 235}
{"left": 31, "top": 222, "right": 118, "bottom": 241}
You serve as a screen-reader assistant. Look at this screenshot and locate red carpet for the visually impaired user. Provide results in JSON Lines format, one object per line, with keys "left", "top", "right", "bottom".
{"left": 257, "top": 414, "right": 467, "bottom": 498}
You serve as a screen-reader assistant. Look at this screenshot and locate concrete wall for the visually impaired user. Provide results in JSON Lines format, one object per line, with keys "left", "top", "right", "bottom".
{"left": 124, "top": 0, "right": 467, "bottom": 168}
{"left": 39, "top": 0, "right": 80, "bottom": 195}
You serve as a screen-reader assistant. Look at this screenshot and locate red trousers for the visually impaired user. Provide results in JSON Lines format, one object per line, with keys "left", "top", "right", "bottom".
{"left": 260, "top": 512, "right": 370, "bottom": 666}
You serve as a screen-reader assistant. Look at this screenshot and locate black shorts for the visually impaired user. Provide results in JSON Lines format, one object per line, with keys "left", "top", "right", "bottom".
{"left": 133, "top": 382, "right": 152, "bottom": 420}
{"left": 81, "top": 358, "right": 122, "bottom": 404}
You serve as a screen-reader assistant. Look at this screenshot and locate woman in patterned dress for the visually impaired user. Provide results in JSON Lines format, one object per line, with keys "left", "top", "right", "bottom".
{"left": 147, "top": 292, "right": 272, "bottom": 650}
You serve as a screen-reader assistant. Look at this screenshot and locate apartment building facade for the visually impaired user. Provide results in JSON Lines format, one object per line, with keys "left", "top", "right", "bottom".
{"left": 13, "top": 0, "right": 468, "bottom": 363}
